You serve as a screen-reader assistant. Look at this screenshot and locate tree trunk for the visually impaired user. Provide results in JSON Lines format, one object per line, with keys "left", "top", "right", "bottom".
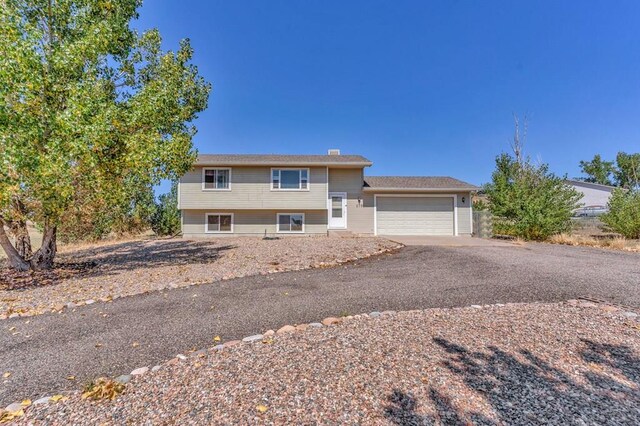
{"left": 0, "top": 222, "right": 30, "bottom": 271}
{"left": 10, "top": 220, "right": 32, "bottom": 259}
{"left": 30, "top": 225, "right": 57, "bottom": 271}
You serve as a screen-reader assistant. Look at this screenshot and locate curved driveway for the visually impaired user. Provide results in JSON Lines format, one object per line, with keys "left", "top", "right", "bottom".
{"left": 1, "top": 242, "right": 638, "bottom": 405}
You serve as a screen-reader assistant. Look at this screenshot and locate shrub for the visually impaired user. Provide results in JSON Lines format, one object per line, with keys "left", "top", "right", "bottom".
{"left": 601, "top": 189, "right": 640, "bottom": 239}
{"left": 151, "top": 183, "right": 181, "bottom": 236}
{"left": 485, "top": 154, "right": 581, "bottom": 240}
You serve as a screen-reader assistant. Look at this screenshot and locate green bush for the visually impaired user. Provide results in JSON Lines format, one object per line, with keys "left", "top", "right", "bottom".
{"left": 601, "top": 189, "right": 640, "bottom": 238}
{"left": 485, "top": 153, "right": 581, "bottom": 240}
{"left": 151, "top": 183, "right": 181, "bottom": 236}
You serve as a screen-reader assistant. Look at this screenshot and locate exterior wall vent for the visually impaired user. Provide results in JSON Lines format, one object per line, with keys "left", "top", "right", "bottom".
{"left": 327, "top": 149, "right": 341, "bottom": 155}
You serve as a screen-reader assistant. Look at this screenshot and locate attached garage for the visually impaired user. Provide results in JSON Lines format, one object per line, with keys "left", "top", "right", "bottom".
{"left": 375, "top": 195, "right": 455, "bottom": 236}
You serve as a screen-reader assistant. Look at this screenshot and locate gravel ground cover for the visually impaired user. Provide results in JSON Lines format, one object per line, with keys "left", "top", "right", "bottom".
{"left": 0, "top": 237, "right": 399, "bottom": 318}
{"left": 13, "top": 302, "right": 640, "bottom": 425}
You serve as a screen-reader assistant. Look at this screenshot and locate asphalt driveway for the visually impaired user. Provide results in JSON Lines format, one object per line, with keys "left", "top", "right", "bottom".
{"left": 1, "top": 242, "right": 638, "bottom": 405}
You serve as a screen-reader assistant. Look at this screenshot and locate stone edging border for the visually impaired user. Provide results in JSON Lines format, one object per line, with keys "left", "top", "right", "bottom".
{"left": 4, "top": 298, "right": 638, "bottom": 418}
{"left": 0, "top": 243, "right": 404, "bottom": 320}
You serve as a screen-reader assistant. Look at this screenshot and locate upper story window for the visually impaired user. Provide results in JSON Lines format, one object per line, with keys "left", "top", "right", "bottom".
{"left": 202, "top": 168, "right": 231, "bottom": 190}
{"left": 271, "top": 168, "right": 309, "bottom": 190}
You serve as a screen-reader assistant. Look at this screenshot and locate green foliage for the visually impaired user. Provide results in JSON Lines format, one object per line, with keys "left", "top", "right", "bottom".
{"left": 614, "top": 152, "right": 640, "bottom": 189}
{"left": 579, "top": 152, "right": 640, "bottom": 189}
{"left": 601, "top": 189, "right": 640, "bottom": 239}
{"left": 485, "top": 153, "right": 582, "bottom": 240}
{"left": 579, "top": 155, "right": 615, "bottom": 186}
{"left": 58, "top": 179, "right": 156, "bottom": 243}
{"left": 0, "top": 0, "right": 210, "bottom": 267}
{"left": 151, "top": 183, "right": 181, "bottom": 236}
{"left": 472, "top": 199, "right": 489, "bottom": 211}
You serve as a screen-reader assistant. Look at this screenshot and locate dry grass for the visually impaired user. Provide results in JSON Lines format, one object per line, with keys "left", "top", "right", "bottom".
{"left": 548, "top": 233, "right": 640, "bottom": 252}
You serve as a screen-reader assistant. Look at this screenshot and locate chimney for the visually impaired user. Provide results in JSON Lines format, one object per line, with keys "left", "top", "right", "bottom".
{"left": 327, "top": 149, "right": 341, "bottom": 156}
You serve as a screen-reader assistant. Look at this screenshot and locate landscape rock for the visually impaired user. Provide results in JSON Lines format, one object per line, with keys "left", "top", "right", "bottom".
{"left": 322, "top": 317, "right": 341, "bottom": 326}
{"left": 277, "top": 325, "right": 296, "bottom": 334}
{"left": 176, "top": 354, "right": 187, "bottom": 360}
{"left": 212, "top": 344, "right": 225, "bottom": 351}
{"left": 369, "top": 311, "right": 381, "bottom": 318}
{"left": 308, "top": 322, "right": 323, "bottom": 328}
{"left": 242, "top": 334, "right": 263, "bottom": 343}
{"left": 223, "top": 340, "right": 241, "bottom": 348}
{"left": 131, "top": 367, "right": 149, "bottom": 376}
{"left": 382, "top": 310, "right": 396, "bottom": 316}
{"left": 623, "top": 311, "right": 638, "bottom": 319}
{"left": 115, "top": 375, "right": 131, "bottom": 384}
{"left": 263, "top": 329, "right": 275, "bottom": 336}
{"left": 85, "top": 299, "right": 95, "bottom": 305}
{"left": 5, "top": 402, "right": 22, "bottom": 413}
{"left": 33, "top": 396, "right": 51, "bottom": 405}
{"left": 9, "top": 313, "right": 19, "bottom": 319}
{"left": 470, "top": 305, "right": 482, "bottom": 309}
{"left": 295, "top": 324, "right": 308, "bottom": 332}
{"left": 151, "top": 365, "right": 161, "bottom": 372}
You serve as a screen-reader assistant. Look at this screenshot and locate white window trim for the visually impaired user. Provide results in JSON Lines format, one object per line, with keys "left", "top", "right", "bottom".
{"left": 205, "top": 213, "right": 234, "bottom": 233}
{"left": 202, "top": 167, "right": 232, "bottom": 191}
{"left": 276, "top": 212, "right": 306, "bottom": 233}
{"left": 270, "top": 168, "right": 310, "bottom": 191}
{"left": 373, "top": 194, "right": 458, "bottom": 236}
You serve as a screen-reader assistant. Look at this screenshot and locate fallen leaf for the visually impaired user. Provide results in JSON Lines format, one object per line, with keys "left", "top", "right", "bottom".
{"left": 20, "top": 399, "right": 31, "bottom": 407}
{"left": 213, "top": 336, "right": 221, "bottom": 342}
{"left": 66, "top": 375, "right": 76, "bottom": 381}
{"left": 95, "top": 343, "right": 103, "bottom": 348}
{"left": 50, "top": 395, "right": 66, "bottom": 402}
{"left": 0, "top": 408, "right": 24, "bottom": 422}
{"left": 2, "top": 372, "right": 10, "bottom": 378}
{"left": 132, "top": 342, "right": 139, "bottom": 348}
{"left": 256, "top": 404, "right": 269, "bottom": 413}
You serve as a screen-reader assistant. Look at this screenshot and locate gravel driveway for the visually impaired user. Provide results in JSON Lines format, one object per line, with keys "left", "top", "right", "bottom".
{"left": 1, "top": 242, "right": 639, "bottom": 406}
{"left": 15, "top": 304, "right": 640, "bottom": 425}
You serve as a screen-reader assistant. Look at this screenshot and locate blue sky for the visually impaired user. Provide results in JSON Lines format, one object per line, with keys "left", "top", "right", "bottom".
{"left": 134, "top": 1, "right": 640, "bottom": 192}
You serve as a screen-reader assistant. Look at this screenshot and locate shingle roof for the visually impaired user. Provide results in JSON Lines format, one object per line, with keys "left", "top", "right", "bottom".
{"left": 196, "top": 154, "right": 372, "bottom": 166}
{"left": 363, "top": 176, "right": 479, "bottom": 191}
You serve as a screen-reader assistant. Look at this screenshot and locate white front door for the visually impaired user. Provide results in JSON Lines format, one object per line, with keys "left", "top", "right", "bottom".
{"left": 328, "top": 192, "right": 347, "bottom": 229}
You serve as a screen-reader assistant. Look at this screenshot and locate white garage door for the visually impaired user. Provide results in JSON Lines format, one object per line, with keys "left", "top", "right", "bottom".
{"left": 376, "top": 196, "right": 454, "bottom": 236}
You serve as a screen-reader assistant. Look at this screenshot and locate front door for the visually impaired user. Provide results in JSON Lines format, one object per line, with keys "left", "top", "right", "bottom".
{"left": 328, "top": 192, "right": 347, "bottom": 229}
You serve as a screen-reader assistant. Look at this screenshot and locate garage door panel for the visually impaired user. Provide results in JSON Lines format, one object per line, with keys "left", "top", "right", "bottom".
{"left": 376, "top": 196, "right": 454, "bottom": 236}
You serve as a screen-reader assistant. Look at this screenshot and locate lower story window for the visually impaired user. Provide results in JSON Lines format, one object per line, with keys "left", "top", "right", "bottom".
{"left": 206, "top": 213, "right": 233, "bottom": 233}
{"left": 277, "top": 213, "right": 304, "bottom": 233}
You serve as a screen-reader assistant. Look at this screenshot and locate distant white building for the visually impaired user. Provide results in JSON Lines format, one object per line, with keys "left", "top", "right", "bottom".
{"left": 565, "top": 179, "right": 616, "bottom": 210}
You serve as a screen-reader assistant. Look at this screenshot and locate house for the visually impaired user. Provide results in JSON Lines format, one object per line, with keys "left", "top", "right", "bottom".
{"left": 178, "top": 151, "right": 479, "bottom": 237}
{"left": 565, "top": 179, "right": 616, "bottom": 210}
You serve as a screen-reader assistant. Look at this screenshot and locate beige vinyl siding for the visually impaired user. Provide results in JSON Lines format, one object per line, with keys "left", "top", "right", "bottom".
{"left": 179, "top": 166, "right": 327, "bottom": 210}
{"left": 182, "top": 210, "right": 327, "bottom": 237}
{"left": 456, "top": 192, "right": 472, "bottom": 235}
{"left": 376, "top": 196, "right": 455, "bottom": 235}
{"left": 327, "top": 168, "right": 374, "bottom": 234}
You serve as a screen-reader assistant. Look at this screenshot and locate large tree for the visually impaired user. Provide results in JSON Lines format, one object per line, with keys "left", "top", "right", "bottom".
{"left": 578, "top": 154, "right": 615, "bottom": 186}
{"left": 614, "top": 152, "right": 640, "bottom": 190}
{"left": 0, "top": 0, "right": 211, "bottom": 270}
{"left": 578, "top": 152, "right": 640, "bottom": 189}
